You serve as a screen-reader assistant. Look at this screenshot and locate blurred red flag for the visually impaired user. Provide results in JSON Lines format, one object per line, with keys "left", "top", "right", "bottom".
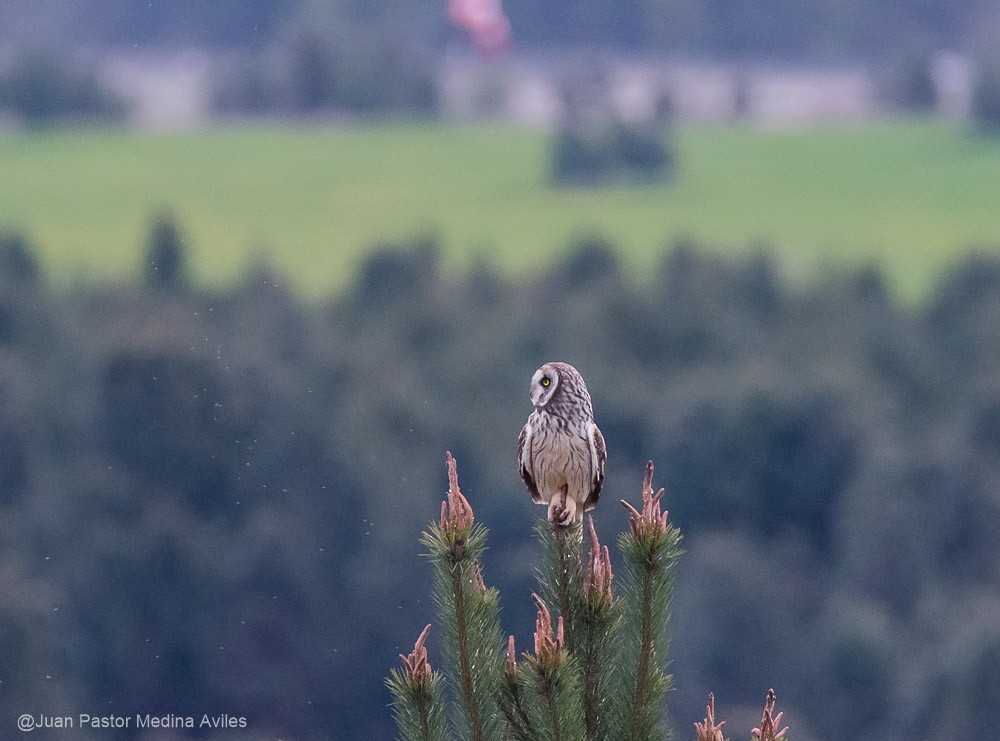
{"left": 449, "top": 0, "right": 510, "bottom": 58}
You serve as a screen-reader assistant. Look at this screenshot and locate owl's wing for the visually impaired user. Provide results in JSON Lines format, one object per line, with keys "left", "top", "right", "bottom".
{"left": 517, "top": 420, "right": 542, "bottom": 503}
{"left": 583, "top": 422, "right": 606, "bottom": 511}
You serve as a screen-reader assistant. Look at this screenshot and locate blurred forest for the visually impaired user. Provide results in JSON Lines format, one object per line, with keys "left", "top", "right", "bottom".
{"left": 3, "top": 224, "right": 1000, "bottom": 739}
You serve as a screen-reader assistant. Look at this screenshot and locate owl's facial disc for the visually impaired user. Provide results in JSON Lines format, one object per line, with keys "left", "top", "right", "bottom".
{"left": 530, "top": 365, "right": 558, "bottom": 408}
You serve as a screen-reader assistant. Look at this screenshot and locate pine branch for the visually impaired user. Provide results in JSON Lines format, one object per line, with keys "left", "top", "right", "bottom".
{"left": 516, "top": 595, "right": 588, "bottom": 741}
{"left": 421, "top": 452, "right": 505, "bottom": 741}
{"left": 534, "top": 520, "right": 585, "bottom": 656}
{"left": 387, "top": 624, "right": 452, "bottom": 741}
{"left": 613, "top": 461, "right": 684, "bottom": 741}
{"left": 580, "top": 516, "right": 619, "bottom": 741}
{"left": 533, "top": 517, "right": 610, "bottom": 740}
{"left": 498, "top": 636, "right": 538, "bottom": 741}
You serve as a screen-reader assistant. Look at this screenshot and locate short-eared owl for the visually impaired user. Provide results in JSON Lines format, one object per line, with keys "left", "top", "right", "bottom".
{"left": 517, "top": 361, "right": 606, "bottom": 526}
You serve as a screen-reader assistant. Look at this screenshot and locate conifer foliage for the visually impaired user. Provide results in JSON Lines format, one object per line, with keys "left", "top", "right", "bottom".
{"left": 388, "top": 453, "right": 789, "bottom": 741}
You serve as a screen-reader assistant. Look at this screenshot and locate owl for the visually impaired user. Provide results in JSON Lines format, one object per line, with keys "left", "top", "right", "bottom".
{"left": 517, "top": 362, "right": 606, "bottom": 526}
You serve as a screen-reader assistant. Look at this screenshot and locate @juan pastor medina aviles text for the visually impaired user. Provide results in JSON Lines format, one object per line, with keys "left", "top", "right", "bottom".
{"left": 18, "top": 713, "right": 248, "bottom": 731}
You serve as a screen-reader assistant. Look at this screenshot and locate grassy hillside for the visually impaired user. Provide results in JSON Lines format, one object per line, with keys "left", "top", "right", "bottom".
{"left": 1, "top": 120, "right": 999, "bottom": 296}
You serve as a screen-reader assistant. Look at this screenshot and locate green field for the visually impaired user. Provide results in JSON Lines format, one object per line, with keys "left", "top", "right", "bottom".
{"left": 2, "top": 120, "right": 999, "bottom": 297}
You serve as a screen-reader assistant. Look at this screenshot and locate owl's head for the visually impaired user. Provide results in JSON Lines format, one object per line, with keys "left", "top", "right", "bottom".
{"left": 529, "top": 361, "right": 590, "bottom": 411}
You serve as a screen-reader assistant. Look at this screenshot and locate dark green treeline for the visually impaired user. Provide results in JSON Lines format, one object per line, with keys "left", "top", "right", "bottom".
{"left": 1, "top": 228, "right": 1000, "bottom": 739}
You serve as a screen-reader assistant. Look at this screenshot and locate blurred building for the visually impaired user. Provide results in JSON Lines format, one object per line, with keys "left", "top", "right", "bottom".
{"left": 100, "top": 49, "right": 212, "bottom": 131}
{"left": 439, "top": 55, "right": 886, "bottom": 127}
{"left": 440, "top": 54, "right": 980, "bottom": 128}
{"left": 931, "top": 53, "right": 974, "bottom": 120}
{"left": 50, "top": 47, "right": 975, "bottom": 131}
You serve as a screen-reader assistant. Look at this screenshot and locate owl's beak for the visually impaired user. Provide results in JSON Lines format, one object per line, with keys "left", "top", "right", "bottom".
{"left": 530, "top": 385, "right": 545, "bottom": 407}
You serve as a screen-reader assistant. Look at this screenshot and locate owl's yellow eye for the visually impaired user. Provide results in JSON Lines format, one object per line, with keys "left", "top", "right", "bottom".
{"left": 541, "top": 377, "right": 551, "bottom": 388}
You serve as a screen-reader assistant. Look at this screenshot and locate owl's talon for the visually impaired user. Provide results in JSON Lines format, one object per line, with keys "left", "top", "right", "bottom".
{"left": 547, "top": 501, "right": 571, "bottom": 526}
{"left": 547, "top": 503, "right": 574, "bottom": 527}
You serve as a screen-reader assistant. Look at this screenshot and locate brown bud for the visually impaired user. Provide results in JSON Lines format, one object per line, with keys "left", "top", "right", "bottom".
{"left": 505, "top": 635, "right": 518, "bottom": 681}
{"left": 752, "top": 689, "right": 788, "bottom": 741}
{"left": 694, "top": 692, "right": 726, "bottom": 741}
{"left": 584, "top": 515, "right": 614, "bottom": 609}
{"left": 621, "top": 460, "right": 670, "bottom": 539}
{"left": 529, "top": 593, "right": 564, "bottom": 671}
{"left": 440, "top": 452, "right": 475, "bottom": 552}
{"left": 398, "top": 624, "right": 433, "bottom": 692}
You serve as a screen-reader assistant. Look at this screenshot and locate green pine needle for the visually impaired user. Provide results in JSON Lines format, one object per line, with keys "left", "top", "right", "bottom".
{"left": 387, "top": 669, "right": 451, "bottom": 741}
